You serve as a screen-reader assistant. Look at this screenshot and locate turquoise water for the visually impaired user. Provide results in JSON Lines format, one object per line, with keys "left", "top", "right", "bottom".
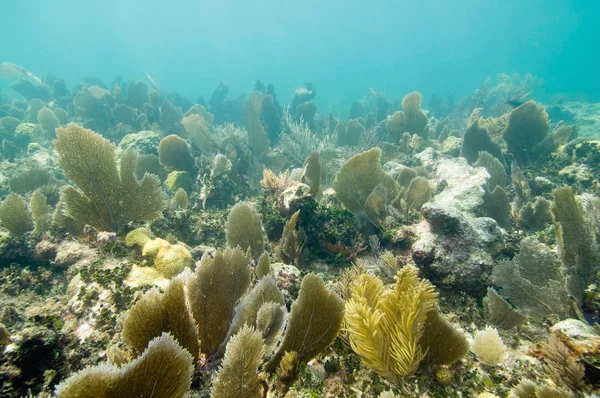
{"left": 1, "top": 0, "right": 598, "bottom": 107}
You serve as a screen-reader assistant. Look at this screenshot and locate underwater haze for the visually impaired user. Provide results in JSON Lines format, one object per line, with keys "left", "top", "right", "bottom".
{"left": 1, "top": 0, "right": 599, "bottom": 105}
{"left": 3, "top": 0, "right": 600, "bottom": 397}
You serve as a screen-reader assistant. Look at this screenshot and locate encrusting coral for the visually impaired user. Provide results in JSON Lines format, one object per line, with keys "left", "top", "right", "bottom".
{"left": 53, "top": 123, "right": 165, "bottom": 232}
{"left": 125, "top": 228, "right": 193, "bottom": 279}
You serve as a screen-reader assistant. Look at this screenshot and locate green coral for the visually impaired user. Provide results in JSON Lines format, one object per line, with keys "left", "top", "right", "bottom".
{"left": 54, "top": 123, "right": 165, "bottom": 232}
{"left": 55, "top": 333, "right": 193, "bottom": 398}
{"left": 225, "top": 201, "right": 265, "bottom": 255}
{"left": 158, "top": 134, "right": 195, "bottom": 173}
{"left": 0, "top": 193, "right": 33, "bottom": 235}
{"left": 187, "top": 248, "right": 251, "bottom": 358}
{"left": 211, "top": 325, "right": 265, "bottom": 398}
{"left": 333, "top": 147, "right": 399, "bottom": 215}
{"left": 503, "top": 100, "right": 550, "bottom": 166}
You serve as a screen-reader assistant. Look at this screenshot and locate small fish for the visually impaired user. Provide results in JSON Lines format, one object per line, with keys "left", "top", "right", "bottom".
{"left": 144, "top": 72, "right": 161, "bottom": 92}
{"left": 0, "top": 62, "right": 42, "bottom": 85}
{"left": 504, "top": 98, "right": 526, "bottom": 108}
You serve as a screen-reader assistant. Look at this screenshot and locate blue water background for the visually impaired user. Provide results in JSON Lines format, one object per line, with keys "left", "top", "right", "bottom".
{"left": 1, "top": 0, "right": 598, "bottom": 111}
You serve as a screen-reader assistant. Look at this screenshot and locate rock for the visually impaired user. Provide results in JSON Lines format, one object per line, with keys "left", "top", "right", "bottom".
{"left": 270, "top": 262, "right": 301, "bottom": 304}
{"left": 415, "top": 148, "right": 489, "bottom": 215}
{"left": 116, "top": 130, "right": 162, "bottom": 155}
{"left": 383, "top": 161, "right": 412, "bottom": 180}
{"left": 551, "top": 319, "right": 600, "bottom": 356}
{"left": 391, "top": 225, "right": 418, "bottom": 248}
{"left": 559, "top": 163, "right": 593, "bottom": 183}
{"left": 190, "top": 244, "right": 217, "bottom": 259}
{"left": 441, "top": 136, "right": 462, "bottom": 157}
{"left": 34, "top": 238, "right": 58, "bottom": 261}
{"left": 53, "top": 241, "right": 98, "bottom": 269}
{"left": 531, "top": 176, "right": 556, "bottom": 195}
{"left": 411, "top": 203, "right": 503, "bottom": 294}
{"left": 13, "top": 123, "right": 40, "bottom": 146}
{"left": 280, "top": 181, "right": 312, "bottom": 214}
{"left": 0, "top": 323, "right": 9, "bottom": 351}
{"left": 95, "top": 231, "right": 117, "bottom": 249}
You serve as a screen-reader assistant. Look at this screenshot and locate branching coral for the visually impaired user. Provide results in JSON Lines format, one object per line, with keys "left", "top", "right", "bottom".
{"left": 541, "top": 334, "right": 587, "bottom": 393}
{"left": 0, "top": 193, "right": 33, "bottom": 235}
{"left": 211, "top": 325, "right": 265, "bottom": 398}
{"left": 54, "top": 123, "right": 165, "bottom": 232}
{"left": 471, "top": 326, "right": 507, "bottom": 366}
{"left": 225, "top": 202, "right": 265, "bottom": 256}
{"left": 267, "top": 273, "right": 344, "bottom": 377}
{"left": 344, "top": 266, "right": 438, "bottom": 383}
{"left": 187, "top": 248, "right": 251, "bottom": 358}
{"left": 333, "top": 147, "right": 400, "bottom": 216}
{"left": 55, "top": 333, "right": 193, "bottom": 398}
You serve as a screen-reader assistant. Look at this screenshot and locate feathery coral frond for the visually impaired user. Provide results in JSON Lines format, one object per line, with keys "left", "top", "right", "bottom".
{"left": 345, "top": 266, "right": 437, "bottom": 383}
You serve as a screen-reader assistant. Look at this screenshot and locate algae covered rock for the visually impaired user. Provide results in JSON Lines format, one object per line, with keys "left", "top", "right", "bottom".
{"left": 165, "top": 171, "right": 195, "bottom": 193}
{"left": 117, "top": 130, "right": 162, "bottom": 155}
{"left": 416, "top": 148, "right": 489, "bottom": 215}
{"left": 411, "top": 203, "right": 502, "bottom": 293}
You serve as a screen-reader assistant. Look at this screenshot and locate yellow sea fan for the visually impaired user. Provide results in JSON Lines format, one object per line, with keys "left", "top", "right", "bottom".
{"left": 345, "top": 266, "right": 437, "bottom": 383}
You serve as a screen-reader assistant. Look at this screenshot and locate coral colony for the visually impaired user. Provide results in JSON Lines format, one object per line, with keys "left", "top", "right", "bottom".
{"left": 0, "top": 65, "right": 599, "bottom": 397}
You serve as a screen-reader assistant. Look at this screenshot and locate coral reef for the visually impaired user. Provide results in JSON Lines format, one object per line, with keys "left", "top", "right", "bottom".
{"left": 1, "top": 67, "right": 599, "bottom": 398}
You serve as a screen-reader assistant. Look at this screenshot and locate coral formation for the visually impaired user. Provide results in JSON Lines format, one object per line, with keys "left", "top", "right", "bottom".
{"left": 55, "top": 333, "right": 193, "bottom": 398}
{"left": 1, "top": 65, "right": 600, "bottom": 398}
{"left": 471, "top": 326, "right": 507, "bottom": 366}
{"left": 345, "top": 266, "right": 437, "bottom": 383}
{"left": 225, "top": 201, "right": 265, "bottom": 255}
{"left": 54, "top": 124, "right": 165, "bottom": 232}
